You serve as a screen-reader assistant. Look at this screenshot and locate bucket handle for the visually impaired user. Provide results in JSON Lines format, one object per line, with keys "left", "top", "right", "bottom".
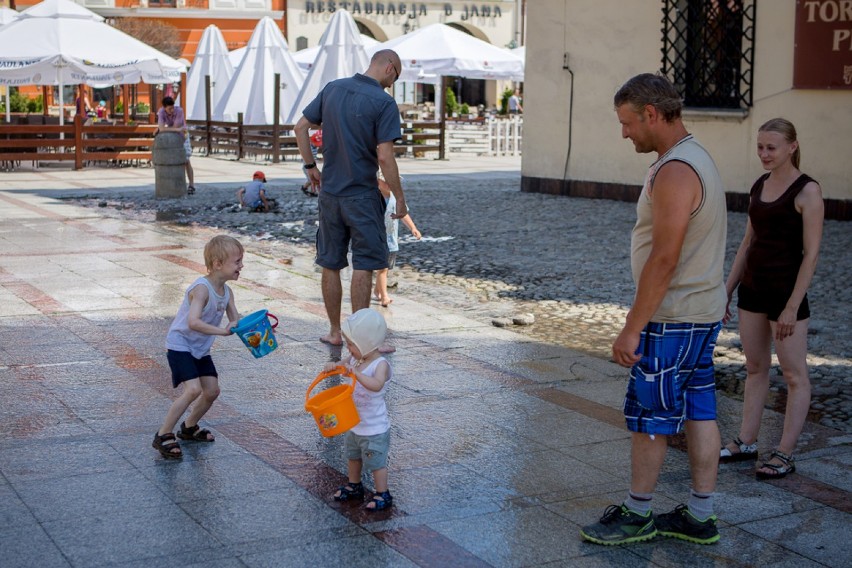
{"left": 305, "top": 366, "right": 356, "bottom": 410}
{"left": 230, "top": 311, "right": 278, "bottom": 334}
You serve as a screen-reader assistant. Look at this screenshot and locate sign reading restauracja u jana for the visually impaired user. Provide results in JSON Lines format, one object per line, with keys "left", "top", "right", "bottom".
{"left": 303, "top": 2, "right": 505, "bottom": 19}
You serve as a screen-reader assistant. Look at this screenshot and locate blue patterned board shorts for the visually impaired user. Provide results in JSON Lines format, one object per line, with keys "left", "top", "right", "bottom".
{"left": 623, "top": 321, "right": 722, "bottom": 436}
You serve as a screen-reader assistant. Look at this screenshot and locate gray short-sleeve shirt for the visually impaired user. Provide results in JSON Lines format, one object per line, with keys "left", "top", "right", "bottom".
{"left": 302, "top": 74, "right": 401, "bottom": 197}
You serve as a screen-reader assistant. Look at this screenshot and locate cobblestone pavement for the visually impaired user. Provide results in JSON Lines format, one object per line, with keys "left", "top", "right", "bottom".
{"left": 64, "top": 161, "right": 852, "bottom": 433}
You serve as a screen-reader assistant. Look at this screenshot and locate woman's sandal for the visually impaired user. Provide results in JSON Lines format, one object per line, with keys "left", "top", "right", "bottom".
{"left": 365, "top": 491, "right": 393, "bottom": 512}
{"left": 719, "top": 436, "right": 758, "bottom": 463}
{"left": 152, "top": 432, "right": 182, "bottom": 459}
{"left": 176, "top": 421, "right": 215, "bottom": 442}
{"left": 333, "top": 482, "right": 364, "bottom": 502}
{"left": 756, "top": 449, "right": 795, "bottom": 480}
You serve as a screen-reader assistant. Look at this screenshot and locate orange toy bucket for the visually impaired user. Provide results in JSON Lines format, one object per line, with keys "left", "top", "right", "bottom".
{"left": 305, "top": 366, "right": 360, "bottom": 437}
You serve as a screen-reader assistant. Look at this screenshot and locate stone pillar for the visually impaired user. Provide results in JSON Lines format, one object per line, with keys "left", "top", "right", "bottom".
{"left": 152, "top": 132, "right": 187, "bottom": 198}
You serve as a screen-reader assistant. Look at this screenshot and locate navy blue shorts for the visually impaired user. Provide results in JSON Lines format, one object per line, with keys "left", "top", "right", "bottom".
{"left": 316, "top": 190, "right": 388, "bottom": 271}
{"left": 623, "top": 321, "right": 721, "bottom": 436}
{"left": 737, "top": 284, "right": 809, "bottom": 322}
{"left": 166, "top": 349, "right": 218, "bottom": 388}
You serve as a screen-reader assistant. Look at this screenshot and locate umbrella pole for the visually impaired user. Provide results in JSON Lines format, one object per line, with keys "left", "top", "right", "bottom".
{"left": 58, "top": 77, "right": 65, "bottom": 141}
{"left": 59, "top": 78, "right": 64, "bottom": 126}
{"left": 438, "top": 76, "right": 447, "bottom": 160}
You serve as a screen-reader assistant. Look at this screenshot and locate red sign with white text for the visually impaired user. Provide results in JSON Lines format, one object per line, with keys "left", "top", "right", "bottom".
{"left": 793, "top": 0, "right": 852, "bottom": 88}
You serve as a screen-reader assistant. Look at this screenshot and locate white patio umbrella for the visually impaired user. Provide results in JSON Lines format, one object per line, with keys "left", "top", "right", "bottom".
{"left": 0, "top": 0, "right": 185, "bottom": 125}
{"left": 367, "top": 23, "right": 524, "bottom": 81}
{"left": 284, "top": 10, "right": 370, "bottom": 124}
{"left": 214, "top": 17, "right": 303, "bottom": 125}
{"left": 0, "top": 7, "right": 19, "bottom": 26}
{"left": 291, "top": 33, "right": 379, "bottom": 72}
{"left": 227, "top": 46, "right": 247, "bottom": 69}
{"left": 185, "top": 24, "right": 234, "bottom": 121}
{"left": 0, "top": 8, "right": 19, "bottom": 121}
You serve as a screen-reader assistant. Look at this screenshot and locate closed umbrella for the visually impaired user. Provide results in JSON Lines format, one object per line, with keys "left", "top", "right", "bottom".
{"left": 213, "top": 17, "right": 303, "bottom": 125}
{"left": 285, "top": 10, "right": 370, "bottom": 124}
{"left": 184, "top": 24, "right": 234, "bottom": 121}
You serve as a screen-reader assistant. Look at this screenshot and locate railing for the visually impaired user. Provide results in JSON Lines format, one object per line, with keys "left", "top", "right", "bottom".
{"left": 186, "top": 116, "right": 445, "bottom": 162}
{"left": 0, "top": 113, "right": 518, "bottom": 171}
{"left": 0, "top": 114, "right": 157, "bottom": 170}
{"left": 445, "top": 116, "right": 523, "bottom": 156}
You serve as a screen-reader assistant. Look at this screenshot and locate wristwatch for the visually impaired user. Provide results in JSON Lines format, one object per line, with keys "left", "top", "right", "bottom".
{"left": 303, "top": 163, "right": 317, "bottom": 169}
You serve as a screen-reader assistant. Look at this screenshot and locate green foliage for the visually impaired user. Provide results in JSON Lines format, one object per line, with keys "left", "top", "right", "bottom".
{"left": 1, "top": 91, "right": 43, "bottom": 113}
{"left": 499, "top": 87, "right": 514, "bottom": 115}
{"left": 136, "top": 102, "right": 150, "bottom": 114}
{"left": 445, "top": 87, "right": 459, "bottom": 116}
{"left": 460, "top": 103, "right": 470, "bottom": 116}
{"left": 115, "top": 100, "right": 124, "bottom": 113}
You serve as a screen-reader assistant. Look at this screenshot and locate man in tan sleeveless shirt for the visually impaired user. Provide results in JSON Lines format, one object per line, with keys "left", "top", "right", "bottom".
{"left": 581, "top": 74, "right": 727, "bottom": 547}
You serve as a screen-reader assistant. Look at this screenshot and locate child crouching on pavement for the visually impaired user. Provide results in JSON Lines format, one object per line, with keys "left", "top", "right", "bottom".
{"left": 152, "top": 235, "right": 242, "bottom": 459}
{"left": 327, "top": 308, "right": 394, "bottom": 511}
{"left": 236, "top": 171, "right": 275, "bottom": 212}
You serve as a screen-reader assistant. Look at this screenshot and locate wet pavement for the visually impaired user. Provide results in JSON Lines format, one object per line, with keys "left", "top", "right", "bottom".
{"left": 1, "top": 156, "right": 850, "bottom": 567}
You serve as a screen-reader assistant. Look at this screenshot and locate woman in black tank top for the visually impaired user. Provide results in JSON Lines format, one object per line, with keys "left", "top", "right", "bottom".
{"left": 719, "top": 118, "right": 824, "bottom": 480}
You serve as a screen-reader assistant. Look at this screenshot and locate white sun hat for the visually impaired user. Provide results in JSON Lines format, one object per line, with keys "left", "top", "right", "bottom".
{"left": 341, "top": 308, "right": 387, "bottom": 356}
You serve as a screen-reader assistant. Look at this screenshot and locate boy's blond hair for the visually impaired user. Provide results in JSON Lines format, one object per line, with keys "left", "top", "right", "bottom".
{"left": 204, "top": 235, "right": 243, "bottom": 271}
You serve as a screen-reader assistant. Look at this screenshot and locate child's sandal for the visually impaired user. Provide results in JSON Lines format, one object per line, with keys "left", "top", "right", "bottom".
{"left": 366, "top": 491, "right": 393, "bottom": 512}
{"left": 187, "top": 185, "right": 196, "bottom": 195}
{"left": 152, "top": 432, "right": 182, "bottom": 459}
{"left": 333, "top": 482, "right": 364, "bottom": 501}
{"left": 756, "top": 449, "right": 795, "bottom": 480}
{"left": 719, "top": 436, "right": 758, "bottom": 463}
{"left": 176, "top": 421, "right": 215, "bottom": 442}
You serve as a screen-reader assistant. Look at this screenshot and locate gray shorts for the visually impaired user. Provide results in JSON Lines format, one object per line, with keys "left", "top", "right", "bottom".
{"left": 316, "top": 190, "right": 388, "bottom": 271}
{"left": 344, "top": 429, "right": 390, "bottom": 472}
{"left": 387, "top": 251, "right": 397, "bottom": 270}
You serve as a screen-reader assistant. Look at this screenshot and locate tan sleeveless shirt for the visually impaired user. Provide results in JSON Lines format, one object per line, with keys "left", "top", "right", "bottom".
{"left": 630, "top": 135, "right": 727, "bottom": 323}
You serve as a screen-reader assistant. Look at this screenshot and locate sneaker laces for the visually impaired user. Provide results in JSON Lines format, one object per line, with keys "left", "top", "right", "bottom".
{"left": 599, "top": 504, "right": 625, "bottom": 524}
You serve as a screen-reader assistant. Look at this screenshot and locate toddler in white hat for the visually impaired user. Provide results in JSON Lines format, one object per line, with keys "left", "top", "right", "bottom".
{"left": 324, "top": 308, "right": 395, "bottom": 511}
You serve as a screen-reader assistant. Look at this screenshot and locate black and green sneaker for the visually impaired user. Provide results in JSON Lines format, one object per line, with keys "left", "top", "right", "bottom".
{"left": 655, "top": 504, "right": 720, "bottom": 544}
{"left": 580, "top": 504, "right": 657, "bottom": 545}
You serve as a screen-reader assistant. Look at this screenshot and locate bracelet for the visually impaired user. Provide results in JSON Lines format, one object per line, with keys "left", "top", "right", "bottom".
{"left": 303, "top": 162, "right": 317, "bottom": 170}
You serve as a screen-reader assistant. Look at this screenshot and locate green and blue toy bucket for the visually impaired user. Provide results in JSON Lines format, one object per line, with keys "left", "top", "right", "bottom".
{"left": 231, "top": 309, "right": 279, "bottom": 358}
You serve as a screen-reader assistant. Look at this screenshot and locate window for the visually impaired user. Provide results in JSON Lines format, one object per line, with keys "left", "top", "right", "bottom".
{"left": 662, "top": 0, "right": 755, "bottom": 109}
{"left": 296, "top": 36, "right": 308, "bottom": 51}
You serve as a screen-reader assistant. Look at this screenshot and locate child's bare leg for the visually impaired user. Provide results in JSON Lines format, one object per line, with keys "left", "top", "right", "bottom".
{"left": 158, "top": 379, "right": 202, "bottom": 436}
{"left": 371, "top": 467, "right": 388, "bottom": 493}
{"left": 375, "top": 268, "right": 391, "bottom": 306}
{"left": 183, "top": 375, "right": 220, "bottom": 432}
{"left": 365, "top": 467, "right": 391, "bottom": 510}
{"left": 347, "top": 459, "right": 363, "bottom": 484}
{"left": 333, "top": 459, "right": 364, "bottom": 499}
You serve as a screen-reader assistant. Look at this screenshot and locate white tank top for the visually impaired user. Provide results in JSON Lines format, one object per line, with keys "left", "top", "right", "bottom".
{"left": 630, "top": 135, "right": 727, "bottom": 323}
{"left": 350, "top": 356, "right": 392, "bottom": 436}
{"left": 165, "top": 277, "right": 230, "bottom": 358}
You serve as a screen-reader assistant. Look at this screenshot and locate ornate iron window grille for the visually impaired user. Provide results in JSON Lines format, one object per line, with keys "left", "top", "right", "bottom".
{"left": 662, "top": 0, "right": 755, "bottom": 109}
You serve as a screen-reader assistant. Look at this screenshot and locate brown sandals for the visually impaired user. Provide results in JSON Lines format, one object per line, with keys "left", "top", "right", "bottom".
{"left": 152, "top": 432, "right": 182, "bottom": 459}
{"left": 176, "top": 421, "right": 215, "bottom": 442}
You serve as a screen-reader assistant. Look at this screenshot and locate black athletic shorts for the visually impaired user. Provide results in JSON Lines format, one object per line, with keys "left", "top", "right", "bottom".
{"left": 166, "top": 349, "right": 218, "bottom": 388}
{"left": 737, "top": 284, "right": 810, "bottom": 322}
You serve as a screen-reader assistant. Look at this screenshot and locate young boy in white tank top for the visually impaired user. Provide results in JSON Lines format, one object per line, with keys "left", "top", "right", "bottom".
{"left": 152, "top": 235, "right": 243, "bottom": 459}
